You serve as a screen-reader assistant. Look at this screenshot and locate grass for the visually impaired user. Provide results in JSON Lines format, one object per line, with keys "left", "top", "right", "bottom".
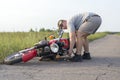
{"left": 0, "top": 31, "right": 58, "bottom": 62}
{"left": 0, "top": 31, "right": 109, "bottom": 62}
{"left": 88, "top": 32, "right": 109, "bottom": 41}
{"left": 116, "top": 32, "right": 120, "bottom": 35}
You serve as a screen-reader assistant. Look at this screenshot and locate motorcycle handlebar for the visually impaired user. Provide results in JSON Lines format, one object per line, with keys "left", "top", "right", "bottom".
{"left": 34, "top": 29, "right": 64, "bottom": 49}
{"left": 58, "top": 29, "right": 64, "bottom": 41}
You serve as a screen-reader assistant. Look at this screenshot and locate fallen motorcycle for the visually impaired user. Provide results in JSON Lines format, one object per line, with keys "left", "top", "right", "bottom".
{"left": 4, "top": 29, "right": 76, "bottom": 65}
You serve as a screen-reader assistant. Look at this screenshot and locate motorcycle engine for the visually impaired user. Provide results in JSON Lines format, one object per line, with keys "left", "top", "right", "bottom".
{"left": 44, "top": 46, "right": 50, "bottom": 52}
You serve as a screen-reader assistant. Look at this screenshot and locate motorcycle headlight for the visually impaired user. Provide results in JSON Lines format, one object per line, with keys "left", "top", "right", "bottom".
{"left": 50, "top": 43, "right": 59, "bottom": 53}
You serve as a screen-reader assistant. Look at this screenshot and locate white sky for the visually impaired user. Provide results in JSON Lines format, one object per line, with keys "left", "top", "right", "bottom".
{"left": 0, "top": 0, "right": 120, "bottom": 32}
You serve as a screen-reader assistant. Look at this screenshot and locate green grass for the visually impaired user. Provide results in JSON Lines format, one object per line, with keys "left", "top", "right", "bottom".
{"left": 0, "top": 31, "right": 109, "bottom": 62}
{"left": 88, "top": 32, "right": 109, "bottom": 41}
{"left": 0, "top": 31, "right": 58, "bottom": 62}
{"left": 116, "top": 32, "right": 120, "bottom": 35}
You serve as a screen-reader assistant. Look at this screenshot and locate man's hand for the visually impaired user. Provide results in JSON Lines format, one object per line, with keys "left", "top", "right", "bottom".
{"left": 68, "top": 49, "right": 75, "bottom": 58}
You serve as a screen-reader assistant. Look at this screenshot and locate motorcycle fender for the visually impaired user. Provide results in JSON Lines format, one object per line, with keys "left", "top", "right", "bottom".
{"left": 22, "top": 49, "right": 37, "bottom": 62}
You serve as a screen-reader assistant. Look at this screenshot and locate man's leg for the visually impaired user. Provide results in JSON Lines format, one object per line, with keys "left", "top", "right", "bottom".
{"left": 69, "top": 31, "right": 84, "bottom": 62}
{"left": 76, "top": 31, "right": 85, "bottom": 55}
{"left": 82, "top": 33, "right": 89, "bottom": 53}
{"left": 82, "top": 34, "right": 91, "bottom": 60}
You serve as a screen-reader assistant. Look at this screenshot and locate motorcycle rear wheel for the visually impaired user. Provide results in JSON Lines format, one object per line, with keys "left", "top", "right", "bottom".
{"left": 4, "top": 52, "right": 22, "bottom": 65}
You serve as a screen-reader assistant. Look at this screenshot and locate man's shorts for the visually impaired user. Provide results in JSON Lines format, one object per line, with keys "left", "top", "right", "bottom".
{"left": 78, "top": 15, "right": 102, "bottom": 34}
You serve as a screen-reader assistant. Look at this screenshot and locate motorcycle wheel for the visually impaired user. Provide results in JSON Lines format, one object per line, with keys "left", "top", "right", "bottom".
{"left": 4, "top": 52, "right": 22, "bottom": 65}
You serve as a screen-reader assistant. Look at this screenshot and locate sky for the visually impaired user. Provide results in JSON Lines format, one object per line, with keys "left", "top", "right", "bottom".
{"left": 0, "top": 0, "right": 120, "bottom": 32}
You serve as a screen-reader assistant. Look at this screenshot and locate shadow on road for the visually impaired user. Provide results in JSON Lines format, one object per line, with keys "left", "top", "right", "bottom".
{"left": 13, "top": 56, "right": 120, "bottom": 68}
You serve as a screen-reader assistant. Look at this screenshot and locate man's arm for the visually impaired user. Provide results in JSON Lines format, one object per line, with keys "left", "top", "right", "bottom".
{"left": 69, "top": 32, "right": 76, "bottom": 54}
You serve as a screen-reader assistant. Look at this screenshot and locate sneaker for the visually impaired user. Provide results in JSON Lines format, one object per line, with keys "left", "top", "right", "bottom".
{"left": 70, "top": 54, "right": 82, "bottom": 62}
{"left": 82, "top": 51, "right": 91, "bottom": 60}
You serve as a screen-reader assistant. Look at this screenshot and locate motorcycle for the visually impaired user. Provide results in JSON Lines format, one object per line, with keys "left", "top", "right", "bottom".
{"left": 4, "top": 29, "right": 76, "bottom": 65}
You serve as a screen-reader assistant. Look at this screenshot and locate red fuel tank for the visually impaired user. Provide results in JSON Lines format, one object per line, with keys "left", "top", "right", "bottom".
{"left": 60, "top": 38, "right": 69, "bottom": 49}
{"left": 49, "top": 38, "right": 69, "bottom": 49}
{"left": 22, "top": 49, "right": 37, "bottom": 62}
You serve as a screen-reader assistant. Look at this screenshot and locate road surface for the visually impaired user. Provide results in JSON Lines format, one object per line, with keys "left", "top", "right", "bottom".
{"left": 0, "top": 35, "right": 120, "bottom": 80}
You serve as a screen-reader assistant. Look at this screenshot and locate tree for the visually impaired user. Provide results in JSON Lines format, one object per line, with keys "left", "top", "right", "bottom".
{"left": 46, "top": 29, "right": 53, "bottom": 32}
{"left": 39, "top": 28, "right": 45, "bottom": 32}
{"left": 29, "top": 28, "right": 35, "bottom": 32}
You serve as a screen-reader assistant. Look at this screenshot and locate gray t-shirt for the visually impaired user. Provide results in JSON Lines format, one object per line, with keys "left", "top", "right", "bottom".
{"left": 67, "top": 12, "right": 97, "bottom": 32}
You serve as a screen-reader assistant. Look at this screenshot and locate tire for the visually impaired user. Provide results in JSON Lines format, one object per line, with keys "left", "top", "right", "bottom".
{"left": 4, "top": 52, "right": 22, "bottom": 65}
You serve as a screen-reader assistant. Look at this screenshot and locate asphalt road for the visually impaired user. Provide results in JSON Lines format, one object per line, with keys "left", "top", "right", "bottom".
{"left": 0, "top": 35, "right": 120, "bottom": 80}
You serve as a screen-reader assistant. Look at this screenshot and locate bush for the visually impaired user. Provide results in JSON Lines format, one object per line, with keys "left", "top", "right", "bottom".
{"left": 39, "top": 28, "right": 45, "bottom": 32}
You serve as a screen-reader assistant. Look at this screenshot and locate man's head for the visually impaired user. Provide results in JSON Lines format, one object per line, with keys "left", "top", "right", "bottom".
{"left": 58, "top": 20, "right": 67, "bottom": 29}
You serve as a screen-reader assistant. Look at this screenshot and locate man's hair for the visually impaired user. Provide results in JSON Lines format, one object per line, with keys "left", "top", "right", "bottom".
{"left": 57, "top": 20, "right": 64, "bottom": 29}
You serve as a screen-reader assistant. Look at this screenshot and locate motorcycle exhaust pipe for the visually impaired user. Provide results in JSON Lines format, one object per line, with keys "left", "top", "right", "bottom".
{"left": 4, "top": 49, "right": 37, "bottom": 65}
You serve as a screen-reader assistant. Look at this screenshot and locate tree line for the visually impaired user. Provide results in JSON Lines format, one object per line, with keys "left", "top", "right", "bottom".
{"left": 29, "top": 28, "right": 58, "bottom": 32}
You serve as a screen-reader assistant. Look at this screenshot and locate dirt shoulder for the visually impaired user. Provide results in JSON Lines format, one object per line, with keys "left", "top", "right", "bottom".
{"left": 0, "top": 35, "right": 120, "bottom": 80}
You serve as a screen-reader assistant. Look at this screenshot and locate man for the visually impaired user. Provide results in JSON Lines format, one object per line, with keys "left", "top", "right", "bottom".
{"left": 58, "top": 12, "right": 102, "bottom": 62}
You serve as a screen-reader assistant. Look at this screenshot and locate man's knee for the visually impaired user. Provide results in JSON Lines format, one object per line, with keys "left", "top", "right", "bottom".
{"left": 77, "top": 31, "right": 89, "bottom": 38}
